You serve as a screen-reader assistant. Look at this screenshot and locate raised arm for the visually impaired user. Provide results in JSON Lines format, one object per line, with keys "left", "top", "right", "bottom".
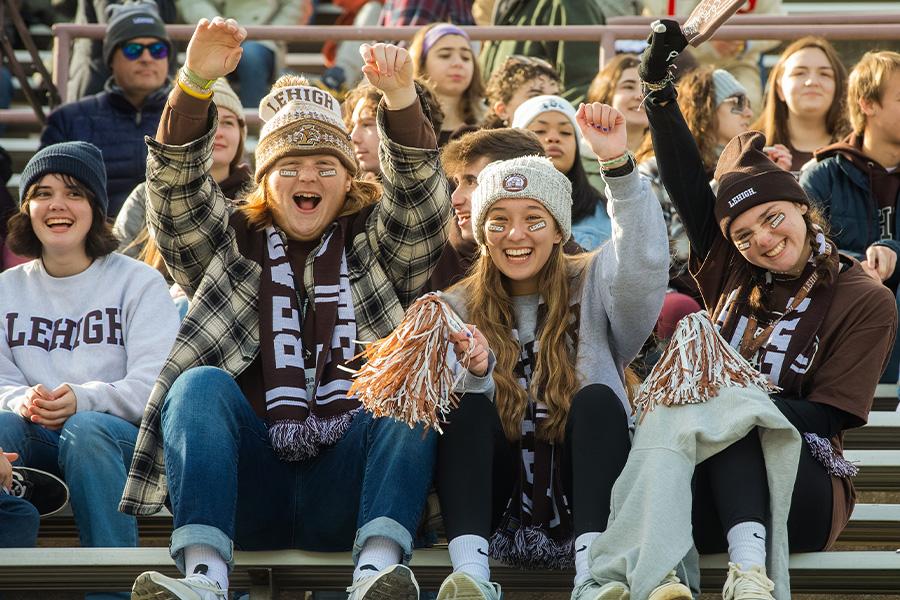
{"left": 145, "top": 18, "right": 247, "bottom": 297}
{"left": 640, "top": 20, "right": 718, "bottom": 259}
{"left": 359, "top": 43, "right": 450, "bottom": 306}
{"left": 576, "top": 103, "right": 670, "bottom": 363}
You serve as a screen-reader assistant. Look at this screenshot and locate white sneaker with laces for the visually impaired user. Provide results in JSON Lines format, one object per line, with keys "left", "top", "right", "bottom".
{"left": 131, "top": 570, "right": 226, "bottom": 600}
{"left": 436, "top": 571, "right": 502, "bottom": 600}
{"left": 570, "top": 578, "right": 629, "bottom": 600}
{"left": 648, "top": 570, "right": 692, "bottom": 600}
{"left": 346, "top": 563, "right": 419, "bottom": 600}
{"left": 722, "top": 562, "right": 775, "bottom": 600}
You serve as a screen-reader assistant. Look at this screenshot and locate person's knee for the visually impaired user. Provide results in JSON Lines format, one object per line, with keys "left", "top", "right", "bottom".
{"left": 57, "top": 412, "right": 130, "bottom": 473}
{"left": 570, "top": 384, "right": 628, "bottom": 424}
{"left": 162, "top": 366, "right": 240, "bottom": 426}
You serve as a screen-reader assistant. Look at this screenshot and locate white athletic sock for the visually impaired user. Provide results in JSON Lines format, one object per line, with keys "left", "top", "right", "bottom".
{"left": 726, "top": 521, "right": 767, "bottom": 570}
{"left": 184, "top": 543, "right": 229, "bottom": 592}
{"left": 448, "top": 534, "right": 491, "bottom": 582}
{"left": 353, "top": 536, "right": 402, "bottom": 582}
{"left": 574, "top": 532, "right": 600, "bottom": 586}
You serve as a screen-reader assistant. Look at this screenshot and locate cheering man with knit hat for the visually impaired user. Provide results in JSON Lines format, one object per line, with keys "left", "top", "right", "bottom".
{"left": 122, "top": 16, "right": 449, "bottom": 600}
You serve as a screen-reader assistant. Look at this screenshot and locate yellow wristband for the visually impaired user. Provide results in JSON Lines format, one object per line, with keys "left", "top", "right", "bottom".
{"left": 177, "top": 78, "right": 213, "bottom": 100}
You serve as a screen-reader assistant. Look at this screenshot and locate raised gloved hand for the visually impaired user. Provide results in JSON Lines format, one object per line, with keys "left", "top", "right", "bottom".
{"left": 638, "top": 19, "right": 689, "bottom": 84}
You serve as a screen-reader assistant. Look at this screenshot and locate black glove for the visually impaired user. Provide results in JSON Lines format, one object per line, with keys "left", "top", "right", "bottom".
{"left": 638, "top": 19, "right": 689, "bottom": 84}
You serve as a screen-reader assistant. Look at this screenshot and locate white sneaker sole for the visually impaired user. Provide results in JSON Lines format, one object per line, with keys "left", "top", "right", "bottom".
{"left": 436, "top": 572, "right": 492, "bottom": 600}
{"left": 647, "top": 581, "right": 692, "bottom": 600}
{"left": 592, "top": 581, "right": 630, "bottom": 600}
{"left": 358, "top": 565, "right": 419, "bottom": 600}
{"left": 131, "top": 571, "right": 220, "bottom": 600}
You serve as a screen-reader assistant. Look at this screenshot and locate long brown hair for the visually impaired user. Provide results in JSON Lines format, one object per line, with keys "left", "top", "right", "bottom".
{"left": 453, "top": 242, "right": 594, "bottom": 443}
{"left": 752, "top": 37, "right": 849, "bottom": 146}
{"left": 587, "top": 54, "right": 641, "bottom": 105}
{"left": 677, "top": 67, "right": 722, "bottom": 174}
{"left": 409, "top": 23, "right": 486, "bottom": 127}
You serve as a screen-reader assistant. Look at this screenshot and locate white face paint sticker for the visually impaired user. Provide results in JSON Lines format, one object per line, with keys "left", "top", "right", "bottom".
{"left": 278, "top": 169, "right": 299, "bottom": 178}
{"left": 319, "top": 168, "right": 337, "bottom": 177}
{"left": 736, "top": 240, "right": 751, "bottom": 251}
{"left": 487, "top": 223, "right": 505, "bottom": 233}
{"left": 770, "top": 213, "right": 785, "bottom": 228}
{"left": 528, "top": 220, "right": 547, "bottom": 232}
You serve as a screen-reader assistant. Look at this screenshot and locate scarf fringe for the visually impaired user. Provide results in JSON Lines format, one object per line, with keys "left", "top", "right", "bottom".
{"left": 804, "top": 432, "right": 859, "bottom": 478}
{"left": 269, "top": 409, "right": 359, "bottom": 461}
{"left": 489, "top": 526, "right": 574, "bottom": 570}
{"left": 635, "top": 311, "right": 778, "bottom": 419}
{"left": 347, "top": 294, "right": 470, "bottom": 432}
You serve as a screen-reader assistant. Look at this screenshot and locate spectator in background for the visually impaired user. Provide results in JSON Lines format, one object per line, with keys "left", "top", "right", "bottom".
{"left": 321, "top": 0, "right": 384, "bottom": 94}
{"left": 379, "top": 0, "right": 473, "bottom": 28}
{"left": 511, "top": 95, "right": 609, "bottom": 250}
{"left": 40, "top": 0, "right": 173, "bottom": 218}
{"left": 587, "top": 55, "right": 647, "bottom": 155}
{"left": 410, "top": 23, "right": 485, "bottom": 145}
{"left": 0, "top": 146, "right": 29, "bottom": 271}
{"left": 343, "top": 80, "right": 444, "bottom": 180}
{"left": 0, "top": 142, "right": 179, "bottom": 600}
{"left": 801, "top": 51, "right": 900, "bottom": 383}
{"left": 114, "top": 78, "right": 251, "bottom": 256}
{"left": 478, "top": 0, "right": 630, "bottom": 105}
{"left": 175, "top": 0, "right": 313, "bottom": 109}
{"left": 753, "top": 37, "right": 850, "bottom": 173}
{"left": 67, "top": 0, "right": 177, "bottom": 100}
{"left": 641, "top": 0, "right": 784, "bottom": 115}
{"left": 482, "top": 54, "right": 561, "bottom": 129}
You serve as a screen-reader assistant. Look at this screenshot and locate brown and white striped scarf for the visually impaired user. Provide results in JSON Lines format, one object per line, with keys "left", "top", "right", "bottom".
{"left": 259, "top": 222, "right": 361, "bottom": 461}
{"left": 490, "top": 301, "right": 580, "bottom": 569}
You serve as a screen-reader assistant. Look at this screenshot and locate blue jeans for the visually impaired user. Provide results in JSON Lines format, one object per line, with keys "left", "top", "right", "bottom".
{"left": 0, "top": 411, "right": 138, "bottom": 600}
{"left": 0, "top": 491, "right": 39, "bottom": 547}
{"left": 161, "top": 366, "right": 437, "bottom": 574}
{"left": 233, "top": 41, "right": 275, "bottom": 108}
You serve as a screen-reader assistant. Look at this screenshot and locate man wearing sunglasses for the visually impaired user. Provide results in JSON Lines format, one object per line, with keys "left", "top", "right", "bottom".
{"left": 40, "top": 0, "right": 174, "bottom": 218}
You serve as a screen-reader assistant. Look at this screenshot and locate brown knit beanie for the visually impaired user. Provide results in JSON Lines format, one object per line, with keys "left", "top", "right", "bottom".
{"left": 714, "top": 131, "right": 809, "bottom": 237}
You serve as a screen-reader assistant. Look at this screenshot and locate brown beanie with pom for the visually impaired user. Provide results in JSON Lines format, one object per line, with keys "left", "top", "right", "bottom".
{"left": 714, "top": 131, "right": 809, "bottom": 237}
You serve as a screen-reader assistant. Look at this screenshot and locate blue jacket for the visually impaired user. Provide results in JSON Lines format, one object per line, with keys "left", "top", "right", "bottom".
{"left": 40, "top": 80, "right": 170, "bottom": 217}
{"left": 800, "top": 141, "right": 900, "bottom": 290}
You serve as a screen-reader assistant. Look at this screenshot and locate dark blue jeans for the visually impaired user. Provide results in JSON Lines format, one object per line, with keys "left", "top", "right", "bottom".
{"left": 161, "top": 366, "right": 437, "bottom": 574}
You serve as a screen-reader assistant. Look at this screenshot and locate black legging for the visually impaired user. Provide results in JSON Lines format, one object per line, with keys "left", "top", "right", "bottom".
{"left": 437, "top": 384, "right": 631, "bottom": 540}
{"left": 692, "top": 428, "right": 833, "bottom": 554}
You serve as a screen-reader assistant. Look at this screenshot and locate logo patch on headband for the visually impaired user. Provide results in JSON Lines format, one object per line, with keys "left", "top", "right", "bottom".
{"left": 728, "top": 187, "right": 756, "bottom": 208}
{"left": 131, "top": 17, "right": 155, "bottom": 24}
{"left": 502, "top": 173, "right": 528, "bottom": 192}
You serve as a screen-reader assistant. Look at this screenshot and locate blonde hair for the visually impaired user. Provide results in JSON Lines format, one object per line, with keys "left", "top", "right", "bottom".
{"left": 752, "top": 37, "right": 849, "bottom": 146}
{"left": 848, "top": 50, "right": 900, "bottom": 135}
{"left": 452, "top": 243, "right": 594, "bottom": 443}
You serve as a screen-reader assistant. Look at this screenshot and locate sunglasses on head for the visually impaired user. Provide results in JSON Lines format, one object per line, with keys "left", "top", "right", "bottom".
{"left": 723, "top": 94, "right": 751, "bottom": 114}
{"left": 120, "top": 41, "right": 169, "bottom": 61}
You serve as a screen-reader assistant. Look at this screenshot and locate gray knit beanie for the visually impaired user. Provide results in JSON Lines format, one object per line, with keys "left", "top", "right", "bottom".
{"left": 471, "top": 155, "right": 573, "bottom": 245}
{"left": 20, "top": 142, "right": 109, "bottom": 215}
{"left": 103, "top": 0, "right": 171, "bottom": 66}
{"left": 712, "top": 69, "right": 747, "bottom": 108}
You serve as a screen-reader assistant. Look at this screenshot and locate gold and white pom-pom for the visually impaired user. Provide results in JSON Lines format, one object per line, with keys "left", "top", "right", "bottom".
{"left": 634, "top": 311, "right": 778, "bottom": 419}
{"left": 347, "top": 294, "right": 472, "bottom": 432}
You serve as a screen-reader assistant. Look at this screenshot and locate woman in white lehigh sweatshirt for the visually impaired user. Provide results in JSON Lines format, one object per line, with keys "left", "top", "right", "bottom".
{"left": 0, "top": 143, "right": 179, "bottom": 577}
{"left": 434, "top": 103, "right": 669, "bottom": 600}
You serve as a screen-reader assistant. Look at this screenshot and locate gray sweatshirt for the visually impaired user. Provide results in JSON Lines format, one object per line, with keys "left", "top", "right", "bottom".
{"left": 442, "top": 167, "right": 670, "bottom": 413}
{"left": 0, "top": 254, "right": 180, "bottom": 424}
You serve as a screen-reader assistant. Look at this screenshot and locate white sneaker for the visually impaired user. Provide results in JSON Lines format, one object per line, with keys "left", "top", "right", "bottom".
{"left": 346, "top": 564, "right": 419, "bottom": 600}
{"left": 131, "top": 570, "right": 226, "bottom": 600}
{"left": 722, "top": 563, "right": 775, "bottom": 600}
{"left": 648, "top": 571, "right": 692, "bottom": 600}
{"left": 436, "top": 571, "right": 502, "bottom": 600}
{"left": 570, "top": 578, "right": 629, "bottom": 600}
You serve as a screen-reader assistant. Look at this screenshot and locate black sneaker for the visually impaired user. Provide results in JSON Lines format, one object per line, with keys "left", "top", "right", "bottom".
{"left": 10, "top": 467, "right": 69, "bottom": 517}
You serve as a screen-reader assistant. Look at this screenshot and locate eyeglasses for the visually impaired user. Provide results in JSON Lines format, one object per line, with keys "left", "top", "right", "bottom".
{"left": 722, "top": 94, "right": 751, "bottom": 115}
{"left": 120, "top": 41, "right": 169, "bottom": 61}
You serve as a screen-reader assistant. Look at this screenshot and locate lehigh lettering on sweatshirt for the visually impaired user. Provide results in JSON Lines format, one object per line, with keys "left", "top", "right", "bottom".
{"left": 0, "top": 253, "right": 179, "bottom": 424}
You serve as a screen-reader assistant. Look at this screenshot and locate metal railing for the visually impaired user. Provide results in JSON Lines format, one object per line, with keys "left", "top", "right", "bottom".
{"left": 2, "top": 13, "right": 900, "bottom": 123}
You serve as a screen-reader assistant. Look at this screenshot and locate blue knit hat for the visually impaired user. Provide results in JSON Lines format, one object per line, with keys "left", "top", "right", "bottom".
{"left": 20, "top": 142, "right": 109, "bottom": 215}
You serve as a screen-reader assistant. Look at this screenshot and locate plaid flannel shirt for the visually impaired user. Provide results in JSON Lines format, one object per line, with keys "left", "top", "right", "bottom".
{"left": 120, "top": 102, "right": 449, "bottom": 515}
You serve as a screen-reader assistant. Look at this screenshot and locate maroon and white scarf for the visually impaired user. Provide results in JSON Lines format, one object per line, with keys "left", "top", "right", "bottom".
{"left": 490, "top": 301, "right": 580, "bottom": 569}
{"left": 259, "top": 222, "right": 361, "bottom": 461}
